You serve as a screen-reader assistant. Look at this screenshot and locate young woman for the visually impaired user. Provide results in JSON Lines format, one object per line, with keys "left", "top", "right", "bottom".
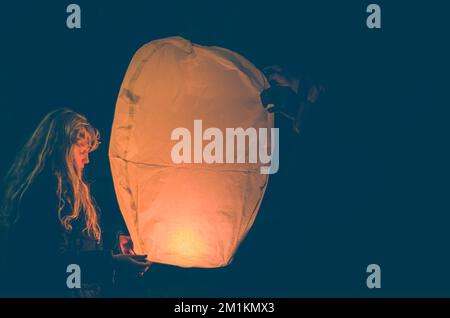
{"left": 0, "top": 108, "right": 151, "bottom": 297}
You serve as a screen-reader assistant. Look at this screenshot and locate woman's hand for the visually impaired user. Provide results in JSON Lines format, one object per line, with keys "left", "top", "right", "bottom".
{"left": 112, "top": 254, "right": 152, "bottom": 277}
{"left": 119, "top": 234, "right": 136, "bottom": 255}
{"left": 261, "top": 64, "right": 325, "bottom": 135}
{"left": 260, "top": 85, "right": 300, "bottom": 120}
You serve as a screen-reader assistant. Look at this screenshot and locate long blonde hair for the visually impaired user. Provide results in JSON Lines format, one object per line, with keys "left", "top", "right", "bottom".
{"left": 1, "top": 108, "right": 102, "bottom": 241}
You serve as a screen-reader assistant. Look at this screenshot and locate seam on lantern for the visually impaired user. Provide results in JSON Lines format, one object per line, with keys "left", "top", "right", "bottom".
{"left": 236, "top": 175, "right": 270, "bottom": 250}
{"left": 109, "top": 156, "right": 266, "bottom": 174}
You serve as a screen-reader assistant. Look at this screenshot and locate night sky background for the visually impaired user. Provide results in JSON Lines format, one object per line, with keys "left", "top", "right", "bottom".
{"left": 0, "top": 0, "right": 449, "bottom": 297}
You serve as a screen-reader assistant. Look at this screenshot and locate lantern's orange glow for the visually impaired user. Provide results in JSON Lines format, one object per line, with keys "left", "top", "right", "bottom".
{"left": 110, "top": 37, "right": 273, "bottom": 268}
{"left": 167, "top": 227, "right": 208, "bottom": 263}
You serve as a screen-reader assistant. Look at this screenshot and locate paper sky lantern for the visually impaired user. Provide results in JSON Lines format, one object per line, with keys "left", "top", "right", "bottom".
{"left": 109, "top": 37, "right": 275, "bottom": 268}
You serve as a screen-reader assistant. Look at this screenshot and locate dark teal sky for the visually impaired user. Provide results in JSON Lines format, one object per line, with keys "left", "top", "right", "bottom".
{"left": 0, "top": 0, "right": 448, "bottom": 297}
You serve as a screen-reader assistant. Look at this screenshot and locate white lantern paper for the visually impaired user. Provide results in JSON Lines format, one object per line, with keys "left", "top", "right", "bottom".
{"left": 109, "top": 37, "right": 274, "bottom": 268}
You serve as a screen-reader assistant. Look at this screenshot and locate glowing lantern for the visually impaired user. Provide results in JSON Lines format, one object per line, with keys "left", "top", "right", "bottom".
{"left": 109, "top": 37, "right": 274, "bottom": 268}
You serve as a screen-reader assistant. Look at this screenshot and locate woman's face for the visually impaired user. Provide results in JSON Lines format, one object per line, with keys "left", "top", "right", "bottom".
{"left": 72, "top": 143, "right": 90, "bottom": 173}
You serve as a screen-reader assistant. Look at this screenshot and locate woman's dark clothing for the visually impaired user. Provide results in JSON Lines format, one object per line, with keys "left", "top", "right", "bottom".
{"left": 3, "top": 168, "right": 114, "bottom": 297}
